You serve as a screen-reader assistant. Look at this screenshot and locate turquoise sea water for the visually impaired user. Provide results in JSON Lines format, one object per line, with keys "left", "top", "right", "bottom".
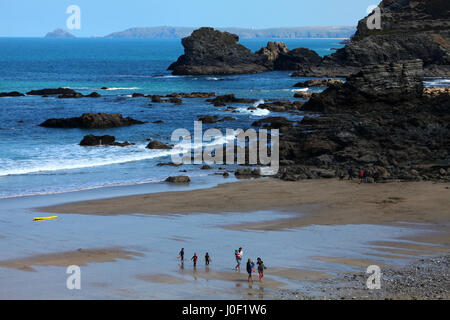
{"left": 0, "top": 38, "right": 341, "bottom": 197}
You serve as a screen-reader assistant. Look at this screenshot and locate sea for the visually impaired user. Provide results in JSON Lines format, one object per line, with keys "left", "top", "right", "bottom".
{"left": 0, "top": 38, "right": 448, "bottom": 198}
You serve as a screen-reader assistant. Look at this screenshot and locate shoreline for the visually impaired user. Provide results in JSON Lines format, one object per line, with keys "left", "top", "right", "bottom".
{"left": 38, "top": 178, "right": 450, "bottom": 229}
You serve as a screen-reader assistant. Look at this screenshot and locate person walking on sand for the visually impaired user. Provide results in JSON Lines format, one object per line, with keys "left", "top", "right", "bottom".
{"left": 359, "top": 168, "right": 364, "bottom": 184}
{"left": 256, "top": 258, "right": 267, "bottom": 282}
{"left": 246, "top": 259, "right": 255, "bottom": 283}
{"left": 235, "top": 247, "right": 243, "bottom": 272}
{"left": 348, "top": 168, "right": 354, "bottom": 180}
{"left": 205, "top": 252, "right": 212, "bottom": 266}
{"left": 191, "top": 253, "right": 198, "bottom": 268}
{"left": 178, "top": 248, "right": 184, "bottom": 263}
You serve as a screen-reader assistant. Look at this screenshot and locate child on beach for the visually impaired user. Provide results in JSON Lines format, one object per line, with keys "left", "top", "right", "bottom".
{"left": 205, "top": 252, "right": 212, "bottom": 266}
{"left": 178, "top": 248, "right": 184, "bottom": 263}
{"left": 246, "top": 259, "right": 255, "bottom": 283}
{"left": 256, "top": 258, "right": 267, "bottom": 282}
{"left": 191, "top": 253, "right": 198, "bottom": 268}
{"left": 235, "top": 247, "right": 243, "bottom": 272}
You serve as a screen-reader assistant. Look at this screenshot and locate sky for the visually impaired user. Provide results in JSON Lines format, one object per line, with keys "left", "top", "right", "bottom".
{"left": 0, "top": 0, "right": 379, "bottom": 37}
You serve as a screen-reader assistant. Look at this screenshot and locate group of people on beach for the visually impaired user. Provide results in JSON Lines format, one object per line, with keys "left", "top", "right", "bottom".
{"left": 345, "top": 168, "right": 371, "bottom": 184}
{"left": 178, "top": 247, "right": 267, "bottom": 283}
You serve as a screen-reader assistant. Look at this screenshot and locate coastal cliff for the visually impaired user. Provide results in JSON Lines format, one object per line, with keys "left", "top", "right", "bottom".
{"left": 276, "top": 59, "right": 450, "bottom": 182}
{"left": 298, "top": 0, "right": 450, "bottom": 77}
{"left": 170, "top": 0, "right": 449, "bottom": 77}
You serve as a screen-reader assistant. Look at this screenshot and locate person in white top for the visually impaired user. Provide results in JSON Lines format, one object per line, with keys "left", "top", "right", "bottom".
{"left": 234, "top": 247, "right": 243, "bottom": 272}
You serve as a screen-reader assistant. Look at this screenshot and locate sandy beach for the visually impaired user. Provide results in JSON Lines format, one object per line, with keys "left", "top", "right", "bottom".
{"left": 39, "top": 179, "right": 450, "bottom": 229}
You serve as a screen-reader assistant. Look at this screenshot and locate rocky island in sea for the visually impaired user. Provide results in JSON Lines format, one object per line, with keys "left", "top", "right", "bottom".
{"left": 44, "top": 28, "right": 76, "bottom": 38}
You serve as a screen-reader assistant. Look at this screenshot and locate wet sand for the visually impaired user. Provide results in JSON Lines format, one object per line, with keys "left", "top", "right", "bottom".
{"left": 0, "top": 248, "right": 143, "bottom": 272}
{"left": 39, "top": 179, "right": 450, "bottom": 230}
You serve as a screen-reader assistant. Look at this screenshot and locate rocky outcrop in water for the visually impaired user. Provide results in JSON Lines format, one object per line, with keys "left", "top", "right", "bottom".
{"left": 39, "top": 113, "right": 145, "bottom": 129}
{"left": 27, "top": 88, "right": 78, "bottom": 96}
{"left": 168, "top": 27, "right": 269, "bottom": 75}
{"left": 146, "top": 140, "right": 171, "bottom": 149}
{"left": 0, "top": 91, "right": 25, "bottom": 97}
{"left": 294, "top": 0, "right": 450, "bottom": 77}
{"left": 170, "top": 1, "right": 449, "bottom": 77}
{"left": 45, "top": 28, "right": 75, "bottom": 38}
{"left": 79, "top": 135, "right": 134, "bottom": 147}
{"left": 168, "top": 28, "right": 330, "bottom": 75}
{"left": 293, "top": 78, "right": 345, "bottom": 88}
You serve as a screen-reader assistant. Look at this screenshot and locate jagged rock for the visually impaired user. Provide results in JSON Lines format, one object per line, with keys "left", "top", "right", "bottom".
{"left": 274, "top": 47, "right": 322, "bottom": 70}
{"left": 168, "top": 27, "right": 269, "bottom": 75}
{"left": 39, "top": 113, "right": 145, "bottom": 129}
{"left": 295, "top": 0, "right": 450, "bottom": 77}
{"left": 255, "top": 41, "right": 290, "bottom": 68}
{"left": 303, "top": 59, "right": 424, "bottom": 112}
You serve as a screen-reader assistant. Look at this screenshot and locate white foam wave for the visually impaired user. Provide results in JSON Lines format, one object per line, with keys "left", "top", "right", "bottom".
{"left": 105, "top": 87, "right": 140, "bottom": 91}
{"left": 292, "top": 88, "right": 309, "bottom": 92}
{"left": 0, "top": 133, "right": 240, "bottom": 177}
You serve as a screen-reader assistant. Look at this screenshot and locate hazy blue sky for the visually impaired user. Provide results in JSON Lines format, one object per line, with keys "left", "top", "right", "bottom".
{"left": 0, "top": 0, "right": 378, "bottom": 37}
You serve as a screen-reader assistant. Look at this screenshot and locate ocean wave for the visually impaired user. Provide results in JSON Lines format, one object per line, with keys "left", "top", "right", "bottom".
{"left": 0, "top": 133, "right": 239, "bottom": 177}
{"left": 104, "top": 87, "right": 140, "bottom": 90}
{"left": 235, "top": 100, "right": 270, "bottom": 116}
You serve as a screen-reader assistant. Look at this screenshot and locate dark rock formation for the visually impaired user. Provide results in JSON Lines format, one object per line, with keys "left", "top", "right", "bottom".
{"left": 166, "top": 92, "right": 216, "bottom": 98}
{"left": 146, "top": 140, "right": 171, "bottom": 149}
{"left": 269, "top": 59, "right": 450, "bottom": 183}
{"left": 58, "top": 92, "right": 83, "bottom": 98}
{"left": 39, "top": 113, "right": 145, "bottom": 129}
{"left": 79, "top": 135, "right": 133, "bottom": 147}
{"left": 206, "top": 94, "right": 257, "bottom": 106}
{"left": 168, "top": 27, "right": 269, "bottom": 75}
{"left": 0, "top": 91, "right": 25, "bottom": 97}
{"left": 165, "top": 176, "right": 191, "bottom": 183}
{"left": 198, "top": 115, "right": 219, "bottom": 124}
{"left": 85, "top": 92, "right": 101, "bottom": 98}
{"left": 293, "top": 78, "right": 345, "bottom": 87}
{"left": 257, "top": 100, "right": 304, "bottom": 112}
{"left": 295, "top": 0, "right": 450, "bottom": 77}
{"left": 273, "top": 47, "right": 322, "bottom": 70}
{"left": 303, "top": 59, "right": 424, "bottom": 113}
{"left": 27, "top": 88, "right": 78, "bottom": 96}
{"left": 251, "top": 116, "right": 294, "bottom": 132}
